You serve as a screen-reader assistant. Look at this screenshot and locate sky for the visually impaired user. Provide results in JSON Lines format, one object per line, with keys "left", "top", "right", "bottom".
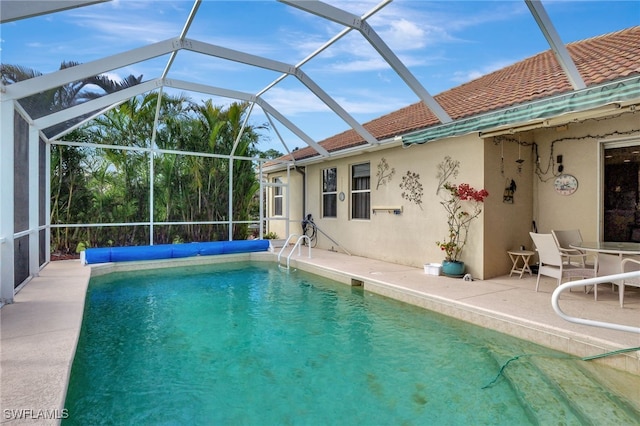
{"left": 1, "top": 0, "right": 639, "bottom": 153}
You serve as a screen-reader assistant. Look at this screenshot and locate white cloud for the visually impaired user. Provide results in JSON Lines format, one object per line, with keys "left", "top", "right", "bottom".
{"left": 325, "top": 56, "right": 389, "bottom": 73}
{"left": 68, "top": 11, "right": 180, "bottom": 45}
{"left": 261, "top": 87, "right": 331, "bottom": 116}
{"left": 380, "top": 18, "right": 427, "bottom": 50}
{"left": 278, "top": 2, "right": 463, "bottom": 76}
{"left": 260, "top": 85, "right": 409, "bottom": 117}
{"left": 333, "top": 94, "right": 409, "bottom": 115}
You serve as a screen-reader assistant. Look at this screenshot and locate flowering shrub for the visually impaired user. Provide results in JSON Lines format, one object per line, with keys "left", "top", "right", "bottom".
{"left": 436, "top": 183, "right": 489, "bottom": 262}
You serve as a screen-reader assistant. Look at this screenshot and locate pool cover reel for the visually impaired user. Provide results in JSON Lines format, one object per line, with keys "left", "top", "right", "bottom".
{"left": 84, "top": 240, "right": 270, "bottom": 264}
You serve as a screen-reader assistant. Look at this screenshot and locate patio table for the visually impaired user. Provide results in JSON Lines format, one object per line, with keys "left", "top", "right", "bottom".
{"left": 570, "top": 242, "right": 640, "bottom": 276}
{"left": 507, "top": 249, "right": 535, "bottom": 278}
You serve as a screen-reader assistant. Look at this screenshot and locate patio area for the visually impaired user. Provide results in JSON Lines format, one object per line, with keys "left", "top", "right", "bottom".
{"left": 1, "top": 249, "right": 639, "bottom": 423}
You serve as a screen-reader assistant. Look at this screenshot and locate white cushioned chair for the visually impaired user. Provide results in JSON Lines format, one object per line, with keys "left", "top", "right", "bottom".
{"left": 529, "top": 232, "right": 597, "bottom": 292}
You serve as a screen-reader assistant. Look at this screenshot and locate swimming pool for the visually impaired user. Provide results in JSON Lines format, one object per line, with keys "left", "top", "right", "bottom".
{"left": 63, "top": 262, "right": 638, "bottom": 424}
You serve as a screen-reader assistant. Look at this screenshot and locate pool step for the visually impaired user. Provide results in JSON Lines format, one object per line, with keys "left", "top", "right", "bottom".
{"left": 492, "top": 353, "right": 639, "bottom": 424}
{"left": 530, "top": 357, "right": 640, "bottom": 425}
{"left": 496, "top": 355, "right": 583, "bottom": 425}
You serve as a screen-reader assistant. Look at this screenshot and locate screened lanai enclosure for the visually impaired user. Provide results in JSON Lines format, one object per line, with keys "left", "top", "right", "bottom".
{"left": 1, "top": 0, "right": 638, "bottom": 304}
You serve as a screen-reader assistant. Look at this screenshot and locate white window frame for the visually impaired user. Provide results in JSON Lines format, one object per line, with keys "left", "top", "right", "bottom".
{"left": 351, "top": 162, "right": 370, "bottom": 220}
{"left": 322, "top": 167, "right": 337, "bottom": 218}
{"left": 273, "top": 177, "right": 283, "bottom": 217}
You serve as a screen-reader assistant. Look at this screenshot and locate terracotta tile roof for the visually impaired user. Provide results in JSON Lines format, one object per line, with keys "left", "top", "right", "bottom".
{"left": 286, "top": 26, "right": 640, "bottom": 162}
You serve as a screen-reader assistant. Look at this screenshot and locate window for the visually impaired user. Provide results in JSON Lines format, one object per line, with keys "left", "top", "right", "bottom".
{"left": 351, "top": 162, "right": 370, "bottom": 219}
{"left": 273, "top": 177, "right": 283, "bottom": 216}
{"left": 603, "top": 143, "right": 640, "bottom": 241}
{"left": 322, "top": 168, "right": 337, "bottom": 218}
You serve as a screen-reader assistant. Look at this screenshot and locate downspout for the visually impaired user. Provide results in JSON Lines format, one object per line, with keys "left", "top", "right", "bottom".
{"left": 295, "top": 166, "right": 306, "bottom": 218}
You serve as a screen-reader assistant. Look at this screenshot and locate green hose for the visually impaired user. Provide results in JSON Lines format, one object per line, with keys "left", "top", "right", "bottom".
{"left": 580, "top": 346, "right": 640, "bottom": 360}
{"left": 482, "top": 346, "right": 640, "bottom": 389}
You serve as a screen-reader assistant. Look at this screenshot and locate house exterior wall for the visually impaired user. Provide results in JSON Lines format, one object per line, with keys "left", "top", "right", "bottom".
{"left": 266, "top": 112, "right": 640, "bottom": 279}
{"left": 478, "top": 111, "right": 639, "bottom": 277}
{"left": 265, "top": 167, "right": 305, "bottom": 241}
{"left": 482, "top": 135, "right": 535, "bottom": 279}
{"left": 268, "top": 134, "right": 492, "bottom": 278}
{"left": 531, "top": 112, "right": 640, "bottom": 240}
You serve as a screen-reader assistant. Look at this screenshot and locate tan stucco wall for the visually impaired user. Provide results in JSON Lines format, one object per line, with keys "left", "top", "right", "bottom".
{"left": 265, "top": 111, "right": 640, "bottom": 280}
{"left": 531, "top": 112, "right": 640, "bottom": 241}
{"left": 482, "top": 112, "right": 639, "bottom": 276}
{"left": 269, "top": 134, "right": 489, "bottom": 277}
{"left": 483, "top": 135, "right": 535, "bottom": 278}
{"left": 265, "top": 167, "right": 304, "bottom": 240}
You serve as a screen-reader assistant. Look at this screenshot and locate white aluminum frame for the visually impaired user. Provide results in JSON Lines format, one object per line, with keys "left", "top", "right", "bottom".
{"left": 0, "top": 0, "right": 592, "bottom": 304}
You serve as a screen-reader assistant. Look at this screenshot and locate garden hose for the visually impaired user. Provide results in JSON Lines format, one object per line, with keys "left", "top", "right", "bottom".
{"left": 482, "top": 346, "right": 640, "bottom": 389}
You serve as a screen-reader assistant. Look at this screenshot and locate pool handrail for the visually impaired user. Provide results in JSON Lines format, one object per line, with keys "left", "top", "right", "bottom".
{"left": 277, "top": 234, "right": 311, "bottom": 269}
{"left": 277, "top": 234, "right": 299, "bottom": 265}
{"left": 287, "top": 235, "right": 311, "bottom": 269}
{"left": 551, "top": 271, "right": 640, "bottom": 334}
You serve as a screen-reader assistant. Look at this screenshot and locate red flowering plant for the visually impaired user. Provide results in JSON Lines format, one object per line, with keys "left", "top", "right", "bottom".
{"left": 436, "top": 183, "right": 489, "bottom": 262}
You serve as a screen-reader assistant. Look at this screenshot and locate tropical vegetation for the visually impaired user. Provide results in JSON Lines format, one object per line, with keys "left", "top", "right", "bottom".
{"left": 2, "top": 62, "right": 281, "bottom": 256}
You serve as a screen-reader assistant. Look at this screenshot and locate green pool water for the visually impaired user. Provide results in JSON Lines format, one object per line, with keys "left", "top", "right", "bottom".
{"left": 63, "top": 262, "right": 638, "bottom": 425}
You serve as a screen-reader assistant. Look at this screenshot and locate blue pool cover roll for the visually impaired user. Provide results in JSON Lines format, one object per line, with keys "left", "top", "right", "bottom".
{"left": 171, "top": 244, "right": 206, "bottom": 258}
{"left": 111, "top": 245, "right": 173, "bottom": 262}
{"left": 223, "top": 240, "right": 270, "bottom": 254}
{"left": 84, "top": 240, "right": 270, "bottom": 264}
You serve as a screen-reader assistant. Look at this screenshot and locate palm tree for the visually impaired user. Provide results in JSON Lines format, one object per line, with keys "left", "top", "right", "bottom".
{"left": 1, "top": 61, "right": 143, "bottom": 135}
{"left": 192, "top": 101, "right": 265, "bottom": 239}
{"left": 4, "top": 59, "right": 272, "bottom": 249}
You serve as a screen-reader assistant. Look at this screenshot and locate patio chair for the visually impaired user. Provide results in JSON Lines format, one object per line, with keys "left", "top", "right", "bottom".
{"left": 529, "top": 232, "right": 597, "bottom": 292}
{"left": 619, "top": 258, "right": 640, "bottom": 308}
{"left": 551, "top": 229, "right": 593, "bottom": 267}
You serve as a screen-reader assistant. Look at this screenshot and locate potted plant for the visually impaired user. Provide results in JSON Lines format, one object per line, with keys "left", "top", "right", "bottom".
{"left": 436, "top": 182, "right": 489, "bottom": 277}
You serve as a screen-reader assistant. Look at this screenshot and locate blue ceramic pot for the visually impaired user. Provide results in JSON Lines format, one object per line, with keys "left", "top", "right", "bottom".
{"left": 442, "top": 260, "right": 465, "bottom": 277}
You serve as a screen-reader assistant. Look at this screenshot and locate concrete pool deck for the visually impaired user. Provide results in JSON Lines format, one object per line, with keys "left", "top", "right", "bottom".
{"left": 1, "top": 249, "right": 639, "bottom": 424}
